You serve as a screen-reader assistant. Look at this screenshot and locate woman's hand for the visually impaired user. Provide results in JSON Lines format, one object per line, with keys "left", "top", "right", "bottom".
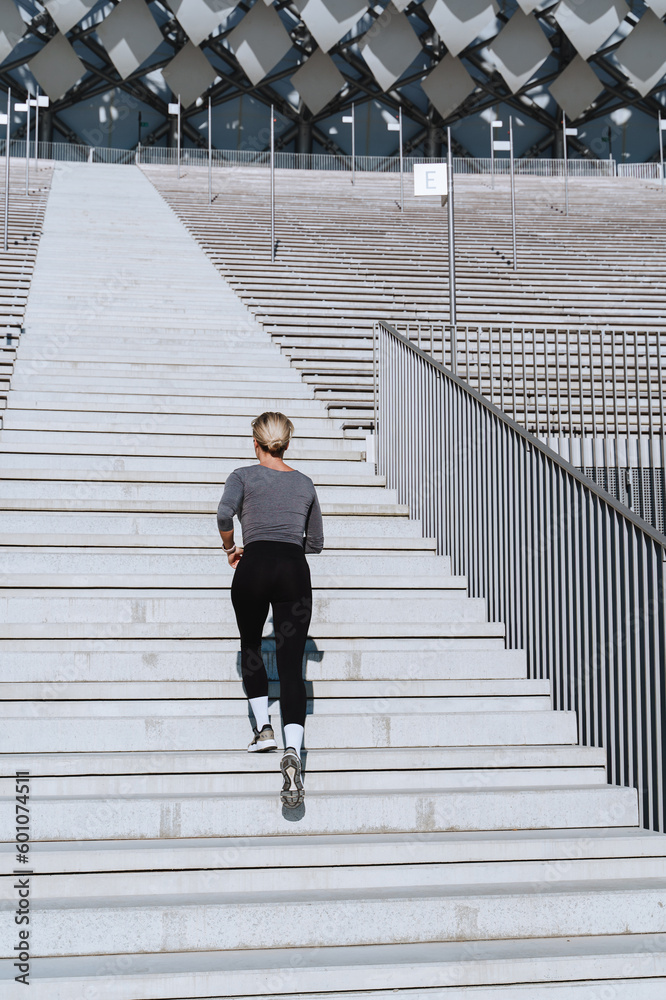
{"left": 228, "top": 546, "right": 243, "bottom": 569}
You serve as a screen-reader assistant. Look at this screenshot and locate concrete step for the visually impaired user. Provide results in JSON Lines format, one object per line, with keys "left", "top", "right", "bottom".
{"left": 0, "top": 708, "right": 577, "bottom": 752}
{"left": 16, "top": 350, "right": 289, "bottom": 367}
{"left": 4, "top": 939, "right": 663, "bottom": 999}
{"left": 0, "top": 511, "right": 420, "bottom": 536}
{"left": 0, "top": 429, "right": 359, "bottom": 452}
{"left": 0, "top": 482, "right": 398, "bottom": 504}
{"left": 7, "top": 390, "right": 336, "bottom": 417}
{"left": 0, "top": 549, "right": 450, "bottom": 576}
{"left": 1, "top": 574, "right": 459, "bottom": 589}
{"left": 2, "top": 691, "right": 551, "bottom": 717}
{"left": 11, "top": 853, "right": 666, "bottom": 899}
{"left": 1, "top": 413, "right": 350, "bottom": 438}
{"left": 0, "top": 678, "right": 548, "bottom": 699}
{"left": 0, "top": 534, "right": 436, "bottom": 551}
{"left": 9, "top": 374, "right": 315, "bottom": 396}
{"left": 2, "top": 876, "right": 662, "bottom": 959}
{"left": 9, "top": 823, "right": 660, "bottom": 870}
{"left": 0, "top": 745, "right": 601, "bottom": 777}
{"left": 0, "top": 641, "right": 521, "bottom": 680}
{"left": 0, "top": 467, "right": 387, "bottom": 486}
{"left": 0, "top": 453, "right": 372, "bottom": 475}
{"left": 0, "top": 621, "right": 504, "bottom": 639}
{"left": 0, "top": 499, "right": 407, "bottom": 517}
{"left": 0, "top": 440, "right": 365, "bottom": 461}
{"left": 0, "top": 590, "right": 485, "bottom": 625}
{"left": 0, "top": 763, "right": 606, "bottom": 795}
{"left": 0, "top": 784, "right": 637, "bottom": 840}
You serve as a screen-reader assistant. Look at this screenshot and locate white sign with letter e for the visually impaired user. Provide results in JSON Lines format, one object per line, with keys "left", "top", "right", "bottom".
{"left": 413, "top": 163, "right": 448, "bottom": 197}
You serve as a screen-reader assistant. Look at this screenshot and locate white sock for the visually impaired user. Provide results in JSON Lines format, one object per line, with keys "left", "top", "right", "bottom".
{"left": 284, "top": 723, "right": 304, "bottom": 757}
{"left": 249, "top": 696, "right": 270, "bottom": 731}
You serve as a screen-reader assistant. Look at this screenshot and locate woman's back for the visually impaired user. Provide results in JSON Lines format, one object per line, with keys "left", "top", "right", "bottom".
{"left": 217, "top": 464, "right": 324, "bottom": 553}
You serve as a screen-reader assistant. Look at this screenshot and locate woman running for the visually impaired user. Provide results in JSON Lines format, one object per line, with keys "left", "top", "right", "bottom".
{"left": 217, "top": 411, "right": 324, "bottom": 807}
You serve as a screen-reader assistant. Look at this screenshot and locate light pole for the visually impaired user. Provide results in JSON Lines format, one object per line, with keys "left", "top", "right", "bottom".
{"left": 168, "top": 96, "right": 181, "bottom": 177}
{"left": 509, "top": 115, "right": 517, "bottom": 271}
{"left": 562, "top": 112, "right": 577, "bottom": 216}
{"left": 1, "top": 86, "right": 10, "bottom": 252}
{"left": 270, "top": 104, "right": 275, "bottom": 262}
{"left": 490, "top": 119, "right": 502, "bottom": 189}
{"left": 659, "top": 110, "right": 666, "bottom": 193}
{"left": 491, "top": 122, "right": 514, "bottom": 265}
{"left": 447, "top": 126, "right": 457, "bottom": 370}
{"left": 208, "top": 96, "right": 212, "bottom": 205}
{"left": 413, "top": 160, "right": 451, "bottom": 366}
{"left": 387, "top": 108, "right": 403, "bottom": 211}
{"left": 342, "top": 102, "right": 356, "bottom": 185}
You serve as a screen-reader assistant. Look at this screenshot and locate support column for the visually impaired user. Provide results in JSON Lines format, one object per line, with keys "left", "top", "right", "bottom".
{"left": 167, "top": 96, "right": 179, "bottom": 148}
{"left": 553, "top": 108, "right": 564, "bottom": 159}
{"left": 426, "top": 123, "right": 442, "bottom": 158}
{"left": 39, "top": 109, "right": 54, "bottom": 144}
{"left": 296, "top": 120, "right": 313, "bottom": 154}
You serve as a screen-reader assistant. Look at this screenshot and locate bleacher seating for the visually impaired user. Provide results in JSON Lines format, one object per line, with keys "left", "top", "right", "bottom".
{"left": 145, "top": 165, "right": 666, "bottom": 437}
{"left": 0, "top": 164, "right": 52, "bottom": 413}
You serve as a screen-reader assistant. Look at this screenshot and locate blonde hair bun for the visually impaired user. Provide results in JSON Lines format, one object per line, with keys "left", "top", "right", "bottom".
{"left": 252, "top": 411, "right": 294, "bottom": 457}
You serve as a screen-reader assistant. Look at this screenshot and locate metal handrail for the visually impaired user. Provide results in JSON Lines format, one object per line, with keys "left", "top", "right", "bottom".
{"left": 393, "top": 322, "right": 666, "bottom": 532}
{"left": 375, "top": 319, "right": 666, "bottom": 831}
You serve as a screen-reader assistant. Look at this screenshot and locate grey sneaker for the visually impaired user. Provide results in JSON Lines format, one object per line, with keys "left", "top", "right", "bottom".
{"left": 280, "top": 748, "right": 304, "bottom": 807}
{"left": 247, "top": 723, "right": 277, "bottom": 753}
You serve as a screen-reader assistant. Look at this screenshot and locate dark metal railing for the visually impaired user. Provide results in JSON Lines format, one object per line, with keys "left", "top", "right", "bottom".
{"left": 393, "top": 322, "right": 666, "bottom": 533}
{"left": 375, "top": 320, "right": 666, "bottom": 831}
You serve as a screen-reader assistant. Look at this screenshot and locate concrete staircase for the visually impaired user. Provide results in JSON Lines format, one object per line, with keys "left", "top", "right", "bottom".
{"left": 1, "top": 163, "right": 665, "bottom": 998}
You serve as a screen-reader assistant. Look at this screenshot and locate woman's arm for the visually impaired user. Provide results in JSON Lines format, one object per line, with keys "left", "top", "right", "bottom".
{"left": 304, "top": 490, "right": 324, "bottom": 554}
{"left": 217, "top": 471, "right": 244, "bottom": 567}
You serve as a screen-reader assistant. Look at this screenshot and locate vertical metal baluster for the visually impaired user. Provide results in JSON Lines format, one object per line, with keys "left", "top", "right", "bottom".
{"left": 611, "top": 332, "right": 620, "bottom": 476}
{"left": 589, "top": 327, "right": 597, "bottom": 474}
{"left": 499, "top": 328, "right": 505, "bottom": 415}
{"left": 634, "top": 331, "right": 643, "bottom": 515}
{"left": 623, "top": 332, "right": 631, "bottom": 484}
{"left": 600, "top": 330, "right": 609, "bottom": 470}
{"left": 656, "top": 331, "right": 665, "bottom": 489}
{"left": 522, "top": 327, "right": 529, "bottom": 432}
{"left": 577, "top": 328, "right": 585, "bottom": 469}
{"left": 532, "top": 325, "right": 539, "bottom": 439}
{"left": 566, "top": 327, "right": 573, "bottom": 464}
{"left": 645, "top": 331, "right": 655, "bottom": 520}
{"left": 555, "top": 328, "right": 563, "bottom": 457}
{"left": 545, "top": 329, "right": 551, "bottom": 447}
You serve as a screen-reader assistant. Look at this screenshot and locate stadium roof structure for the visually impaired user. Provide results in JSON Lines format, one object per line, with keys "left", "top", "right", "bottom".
{"left": 1, "top": 0, "right": 665, "bottom": 159}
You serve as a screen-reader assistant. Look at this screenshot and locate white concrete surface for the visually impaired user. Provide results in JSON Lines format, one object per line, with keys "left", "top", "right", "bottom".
{"left": 0, "top": 163, "right": 664, "bottom": 997}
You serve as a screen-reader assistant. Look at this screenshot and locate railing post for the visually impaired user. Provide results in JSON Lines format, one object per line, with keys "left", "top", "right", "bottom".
{"left": 446, "top": 126, "right": 457, "bottom": 373}
{"left": 4, "top": 86, "right": 10, "bottom": 253}
{"left": 509, "top": 116, "right": 517, "bottom": 271}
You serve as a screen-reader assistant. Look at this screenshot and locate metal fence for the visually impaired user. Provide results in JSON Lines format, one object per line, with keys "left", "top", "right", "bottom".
{"left": 618, "top": 163, "right": 663, "bottom": 179}
{"left": 375, "top": 319, "right": 666, "bottom": 832}
{"left": 2, "top": 140, "right": 662, "bottom": 178}
{"left": 393, "top": 323, "right": 666, "bottom": 532}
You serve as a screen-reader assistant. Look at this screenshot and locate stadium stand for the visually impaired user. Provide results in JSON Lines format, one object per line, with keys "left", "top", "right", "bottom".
{"left": 0, "top": 164, "right": 52, "bottom": 415}
{"left": 0, "top": 162, "right": 665, "bottom": 996}
{"left": 146, "top": 166, "right": 666, "bottom": 412}
{"left": 146, "top": 164, "right": 666, "bottom": 528}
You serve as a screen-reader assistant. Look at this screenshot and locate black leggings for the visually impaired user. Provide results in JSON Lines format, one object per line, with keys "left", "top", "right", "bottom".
{"left": 230, "top": 540, "right": 312, "bottom": 727}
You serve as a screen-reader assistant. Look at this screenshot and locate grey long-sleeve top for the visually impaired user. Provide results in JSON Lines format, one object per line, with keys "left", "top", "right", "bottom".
{"left": 217, "top": 464, "right": 324, "bottom": 554}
